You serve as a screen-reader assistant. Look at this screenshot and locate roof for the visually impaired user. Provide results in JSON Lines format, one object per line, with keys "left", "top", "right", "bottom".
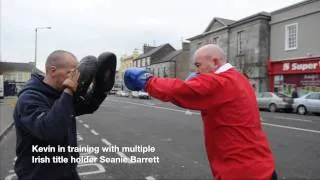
{"left": 188, "top": 12, "right": 270, "bottom": 41}
{"left": 136, "top": 44, "right": 168, "bottom": 59}
{"left": 271, "top": 0, "right": 317, "bottom": 14}
{"left": 152, "top": 50, "right": 182, "bottom": 64}
{"left": 0, "top": 62, "right": 44, "bottom": 74}
{"left": 204, "top": 17, "right": 235, "bottom": 32}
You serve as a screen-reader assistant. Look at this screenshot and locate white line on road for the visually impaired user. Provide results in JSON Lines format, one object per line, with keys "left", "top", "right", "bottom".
{"left": 78, "top": 119, "right": 84, "bottom": 123}
{"left": 262, "top": 122, "right": 320, "bottom": 134}
{"left": 4, "top": 174, "right": 16, "bottom": 180}
{"left": 78, "top": 163, "right": 106, "bottom": 176}
{"left": 101, "top": 138, "right": 112, "bottom": 146}
{"left": 107, "top": 99, "right": 200, "bottom": 115}
{"left": 145, "top": 176, "right": 156, "bottom": 180}
{"left": 8, "top": 169, "right": 14, "bottom": 173}
{"left": 83, "top": 124, "right": 90, "bottom": 128}
{"left": 274, "top": 116, "right": 312, "bottom": 122}
{"left": 116, "top": 152, "right": 132, "bottom": 163}
{"left": 90, "top": 129, "right": 99, "bottom": 136}
{"left": 108, "top": 99, "right": 320, "bottom": 134}
{"left": 101, "top": 138, "right": 132, "bottom": 163}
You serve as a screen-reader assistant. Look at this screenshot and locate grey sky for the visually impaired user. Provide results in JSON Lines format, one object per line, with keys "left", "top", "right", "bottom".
{"left": 1, "top": 0, "right": 302, "bottom": 71}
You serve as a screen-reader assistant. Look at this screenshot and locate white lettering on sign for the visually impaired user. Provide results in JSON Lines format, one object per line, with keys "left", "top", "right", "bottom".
{"left": 282, "top": 61, "right": 320, "bottom": 71}
{"left": 283, "top": 63, "right": 290, "bottom": 71}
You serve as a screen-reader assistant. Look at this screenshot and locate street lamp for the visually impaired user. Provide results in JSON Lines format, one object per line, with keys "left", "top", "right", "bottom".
{"left": 34, "top": 26, "right": 51, "bottom": 72}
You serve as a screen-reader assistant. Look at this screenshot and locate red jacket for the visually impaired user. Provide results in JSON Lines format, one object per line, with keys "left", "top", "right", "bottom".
{"left": 145, "top": 67, "right": 275, "bottom": 180}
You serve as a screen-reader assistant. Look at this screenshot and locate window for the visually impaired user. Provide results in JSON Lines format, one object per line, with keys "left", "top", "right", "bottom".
{"left": 18, "top": 73, "right": 23, "bottom": 82}
{"left": 285, "top": 23, "right": 298, "bottom": 50}
{"left": 262, "top": 92, "right": 272, "bottom": 98}
{"left": 137, "top": 60, "right": 141, "bottom": 67}
{"left": 147, "top": 57, "right": 151, "bottom": 66}
{"left": 237, "top": 31, "right": 245, "bottom": 55}
{"left": 163, "top": 67, "right": 167, "bottom": 77}
{"left": 212, "top": 37, "right": 219, "bottom": 44}
{"left": 306, "top": 93, "right": 320, "bottom": 100}
{"left": 157, "top": 68, "right": 160, "bottom": 77}
{"left": 141, "top": 58, "right": 145, "bottom": 67}
{"left": 197, "top": 42, "right": 202, "bottom": 48}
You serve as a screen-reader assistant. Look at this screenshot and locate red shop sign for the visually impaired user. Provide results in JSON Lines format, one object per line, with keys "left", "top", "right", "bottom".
{"left": 268, "top": 57, "right": 320, "bottom": 75}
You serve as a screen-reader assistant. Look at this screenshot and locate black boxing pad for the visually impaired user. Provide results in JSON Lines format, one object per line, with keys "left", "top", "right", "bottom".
{"left": 92, "top": 52, "right": 117, "bottom": 96}
{"left": 74, "top": 55, "right": 98, "bottom": 102}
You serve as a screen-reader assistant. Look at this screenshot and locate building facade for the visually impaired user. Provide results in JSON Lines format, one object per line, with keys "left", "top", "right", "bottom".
{"left": 188, "top": 13, "right": 271, "bottom": 93}
{"left": 0, "top": 62, "right": 43, "bottom": 96}
{"left": 269, "top": 0, "right": 320, "bottom": 96}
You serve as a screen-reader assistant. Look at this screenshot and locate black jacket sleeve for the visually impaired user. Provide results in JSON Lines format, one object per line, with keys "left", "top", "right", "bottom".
{"left": 16, "top": 92, "right": 74, "bottom": 144}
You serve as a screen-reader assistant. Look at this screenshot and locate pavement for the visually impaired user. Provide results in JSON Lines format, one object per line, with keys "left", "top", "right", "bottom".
{"left": 0, "top": 97, "right": 16, "bottom": 142}
{"left": 1, "top": 95, "right": 320, "bottom": 179}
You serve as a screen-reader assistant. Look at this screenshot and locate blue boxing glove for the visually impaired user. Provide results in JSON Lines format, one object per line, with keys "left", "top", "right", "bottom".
{"left": 185, "top": 72, "right": 198, "bottom": 81}
{"left": 124, "top": 68, "right": 153, "bottom": 91}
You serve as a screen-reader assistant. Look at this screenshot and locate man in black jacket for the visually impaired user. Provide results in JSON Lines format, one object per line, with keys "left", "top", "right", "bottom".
{"left": 13, "top": 50, "right": 116, "bottom": 180}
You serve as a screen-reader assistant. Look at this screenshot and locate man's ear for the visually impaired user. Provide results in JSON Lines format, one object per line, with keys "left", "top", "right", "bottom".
{"left": 48, "top": 66, "right": 57, "bottom": 74}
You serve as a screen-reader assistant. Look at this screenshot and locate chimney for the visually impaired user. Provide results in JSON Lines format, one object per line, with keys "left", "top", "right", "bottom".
{"left": 182, "top": 42, "right": 190, "bottom": 51}
{"left": 143, "top": 44, "right": 156, "bottom": 54}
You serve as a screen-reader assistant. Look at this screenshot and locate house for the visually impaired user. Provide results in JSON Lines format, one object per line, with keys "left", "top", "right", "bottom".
{"left": 268, "top": 0, "right": 320, "bottom": 96}
{"left": 0, "top": 62, "right": 43, "bottom": 96}
{"left": 188, "top": 12, "right": 271, "bottom": 93}
{"left": 134, "top": 44, "right": 176, "bottom": 77}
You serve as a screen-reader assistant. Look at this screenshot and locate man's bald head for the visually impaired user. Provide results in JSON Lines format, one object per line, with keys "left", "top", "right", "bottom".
{"left": 193, "top": 44, "right": 227, "bottom": 74}
{"left": 43, "top": 50, "right": 78, "bottom": 91}
{"left": 45, "top": 50, "right": 77, "bottom": 71}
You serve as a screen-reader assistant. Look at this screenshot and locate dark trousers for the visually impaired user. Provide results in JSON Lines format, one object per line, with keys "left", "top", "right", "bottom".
{"left": 271, "top": 171, "right": 278, "bottom": 180}
{"left": 60, "top": 171, "right": 81, "bottom": 180}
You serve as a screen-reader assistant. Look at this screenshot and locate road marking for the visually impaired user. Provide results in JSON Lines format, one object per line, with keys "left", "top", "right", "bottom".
{"left": 90, "top": 129, "right": 99, "bottom": 136}
{"left": 4, "top": 174, "right": 16, "bottom": 180}
{"left": 101, "top": 138, "right": 112, "bottom": 146}
{"left": 116, "top": 152, "right": 132, "bottom": 163}
{"left": 77, "top": 134, "right": 84, "bottom": 141}
{"left": 145, "top": 176, "right": 156, "bottom": 180}
{"left": 262, "top": 122, "right": 320, "bottom": 134}
{"left": 101, "top": 138, "right": 132, "bottom": 163}
{"left": 107, "top": 99, "right": 200, "bottom": 115}
{"left": 274, "top": 116, "right": 312, "bottom": 122}
{"left": 78, "top": 119, "right": 84, "bottom": 123}
{"left": 78, "top": 163, "right": 105, "bottom": 176}
{"left": 83, "top": 124, "right": 90, "bottom": 128}
{"left": 109, "top": 99, "right": 320, "bottom": 134}
{"left": 8, "top": 169, "right": 14, "bottom": 173}
{"left": 185, "top": 110, "right": 193, "bottom": 115}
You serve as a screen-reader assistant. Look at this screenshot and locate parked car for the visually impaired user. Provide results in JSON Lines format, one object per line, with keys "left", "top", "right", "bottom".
{"left": 116, "top": 90, "right": 129, "bottom": 97}
{"left": 131, "top": 91, "right": 139, "bottom": 98}
{"left": 293, "top": 92, "right": 320, "bottom": 115}
{"left": 257, "top": 92, "right": 293, "bottom": 112}
{"left": 138, "top": 91, "right": 150, "bottom": 99}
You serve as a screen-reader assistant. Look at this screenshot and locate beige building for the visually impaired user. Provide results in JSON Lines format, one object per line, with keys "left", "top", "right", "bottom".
{"left": 0, "top": 62, "right": 43, "bottom": 96}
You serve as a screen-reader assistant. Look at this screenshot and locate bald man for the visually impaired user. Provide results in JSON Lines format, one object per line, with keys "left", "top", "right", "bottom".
{"left": 124, "top": 44, "right": 277, "bottom": 180}
{"left": 14, "top": 50, "right": 84, "bottom": 180}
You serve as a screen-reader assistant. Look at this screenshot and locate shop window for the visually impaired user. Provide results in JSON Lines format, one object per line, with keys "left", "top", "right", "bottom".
{"left": 285, "top": 23, "right": 298, "bottom": 50}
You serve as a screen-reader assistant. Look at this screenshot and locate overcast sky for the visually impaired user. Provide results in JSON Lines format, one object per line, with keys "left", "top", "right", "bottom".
{"left": 1, "top": 0, "right": 302, "bottom": 71}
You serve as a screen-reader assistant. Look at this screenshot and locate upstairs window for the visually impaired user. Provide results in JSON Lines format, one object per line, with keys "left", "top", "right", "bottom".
{"left": 285, "top": 23, "right": 298, "bottom": 50}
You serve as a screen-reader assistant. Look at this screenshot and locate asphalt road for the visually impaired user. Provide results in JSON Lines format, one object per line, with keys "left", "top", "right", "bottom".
{"left": 1, "top": 95, "right": 320, "bottom": 180}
